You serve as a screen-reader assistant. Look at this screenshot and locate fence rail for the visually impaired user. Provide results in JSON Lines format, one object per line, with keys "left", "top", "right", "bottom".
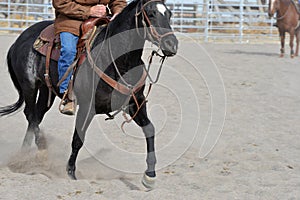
{"left": 0, "top": 0, "right": 278, "bottom": 42}
{"left": 0, "top": 0, "right": 53, "bottom": 31}
{"left": 167, "top": 0, "right": 278, "bottom": 42}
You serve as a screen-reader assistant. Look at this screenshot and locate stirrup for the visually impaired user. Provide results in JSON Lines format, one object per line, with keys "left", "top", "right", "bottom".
{"left": 59, "top": 90, "right": 76, "bottom": 115}
{"left": 60, "top": 100, "right": 76, "bottom": 115}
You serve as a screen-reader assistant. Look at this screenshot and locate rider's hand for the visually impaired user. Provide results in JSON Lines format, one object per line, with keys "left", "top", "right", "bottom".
{"left": 90, "top": 5, "right": 107, "bottom": 18}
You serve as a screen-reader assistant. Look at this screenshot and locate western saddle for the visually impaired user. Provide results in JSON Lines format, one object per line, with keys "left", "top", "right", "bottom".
{"left": 33, "top": 17, "right": 110, "bottom": 107}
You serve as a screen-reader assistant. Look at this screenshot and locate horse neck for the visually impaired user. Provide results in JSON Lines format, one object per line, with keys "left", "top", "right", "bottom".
{"left": 278, "top": 0, "right": 291, "bottom": 16}
{"left": 107, "top": 10, "right": 146, "bottom": 71}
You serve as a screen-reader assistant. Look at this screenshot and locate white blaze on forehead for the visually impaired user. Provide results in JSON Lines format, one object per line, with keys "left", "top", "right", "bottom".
{"left": 270, "top": 0, "right": 276, "bottom": 11}
{"left": 157, "top": 4, "right": 167, "bottom": 16}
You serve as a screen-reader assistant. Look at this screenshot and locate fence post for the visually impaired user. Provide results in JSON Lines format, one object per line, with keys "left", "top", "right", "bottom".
{"left": 204, "top": 0, "right": 210, "bottom": 42}
{"left": 239, "top": 0, "right": 244, "bottom": 43}
{"left": 26, "top": 0, "right": 29, "bottom": 28}
{"left": 180, "top": 1, "right": 183, "bottom": 33}
{"left": 7, "top": 0, "right": 11, "bottom": 30}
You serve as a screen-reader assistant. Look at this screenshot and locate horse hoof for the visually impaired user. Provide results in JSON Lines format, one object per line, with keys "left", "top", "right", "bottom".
{"left": 35, "top": 149, "right": 48, "bottom": 161}
{"left": 141, "top": 173, "right": 156, "bottom": 189}
{"left": 66, "top": 165, "right": 77, "bottom": 180}
{"left": 36, "top": 136, "right": 47, "bottom": 150}
{"left": 291, "top": 55, "right": 295, "bottom": 58}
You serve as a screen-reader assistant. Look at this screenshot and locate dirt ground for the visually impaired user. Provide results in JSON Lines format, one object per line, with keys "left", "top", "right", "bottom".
{"left": 0, "top": 34, "right": 299, "bottom": 199}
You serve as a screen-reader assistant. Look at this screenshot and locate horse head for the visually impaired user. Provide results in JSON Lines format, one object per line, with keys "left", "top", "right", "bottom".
{"left": 268, "top": 0, "right": 280, "bottom": 17}
{"left": 136, "top": 0, "right": 178, "bottom": 57}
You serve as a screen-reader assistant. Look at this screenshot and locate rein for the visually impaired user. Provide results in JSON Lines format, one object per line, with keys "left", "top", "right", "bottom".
{"left": 86, "top": 40, "right": 165, "bottom": 131}
{"left": 86, "top": 41, "right": 147, "bottom": 96}
{"left": 78, "top": 0, "right": 173, "bottom": 132}
{"left": 119, "top": 50, "right": 166, "bottom": 131}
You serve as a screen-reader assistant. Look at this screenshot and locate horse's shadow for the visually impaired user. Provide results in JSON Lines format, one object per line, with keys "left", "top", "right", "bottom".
{"left": 77, "top": 153, "right": 142, "bottom": 190}
{"left": 224, "top": 50, "right": 279, "bottom": 57}
{"left": 76, "top": 149, "right": 122, "bottom": 180}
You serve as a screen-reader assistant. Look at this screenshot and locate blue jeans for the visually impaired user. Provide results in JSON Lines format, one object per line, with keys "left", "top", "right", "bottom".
{"left": 58, "top": 32, "right": 79, "bottom": 94}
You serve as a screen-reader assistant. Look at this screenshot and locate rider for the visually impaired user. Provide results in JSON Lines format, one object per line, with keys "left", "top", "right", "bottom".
{"left": 52, "top": 0, "right": 127, "bottom": 115}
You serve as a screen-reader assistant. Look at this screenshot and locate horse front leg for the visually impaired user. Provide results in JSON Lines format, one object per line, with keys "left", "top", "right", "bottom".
{"left": 280, "top": 31, "right": 285, "bottom": 57}
{"left": 66, "top": 105, "right": 95, "bottom": 180}
{"left": 142, "top": 123, "right": 157, "bottom": 189}
{"left": 290, "top": 30, "right": 295, "bottom": 58}
{"left": 130, "top": 100, "right": 156, "bottom": 189}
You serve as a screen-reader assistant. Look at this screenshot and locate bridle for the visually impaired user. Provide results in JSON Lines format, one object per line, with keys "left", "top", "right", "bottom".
{"left": 135, "top": 0, "right": 174, "bottom": 46}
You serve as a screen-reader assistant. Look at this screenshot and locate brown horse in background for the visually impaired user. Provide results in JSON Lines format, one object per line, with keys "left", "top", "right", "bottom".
{"left": 268, "top": 0, "right": 300, "bottom": 57}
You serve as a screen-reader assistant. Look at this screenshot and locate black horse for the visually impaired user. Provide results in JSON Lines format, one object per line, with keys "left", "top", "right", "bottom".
{"left": 0, "top": 0, "right": 178, "bottom": 188}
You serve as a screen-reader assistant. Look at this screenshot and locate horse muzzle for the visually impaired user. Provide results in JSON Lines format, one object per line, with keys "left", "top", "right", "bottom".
{"left": 160, "top": 35, "right": 178, "bottom": 57}
{"left": 268, "top": 10, "right": 275, "bottom": 18}
{"left": 268, "top": 12, "right": 273, "bottom": 18}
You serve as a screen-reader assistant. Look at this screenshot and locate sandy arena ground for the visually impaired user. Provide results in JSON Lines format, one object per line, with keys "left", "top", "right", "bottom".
{"left": 0, "top": 34, "right": 299, "bottom": 199}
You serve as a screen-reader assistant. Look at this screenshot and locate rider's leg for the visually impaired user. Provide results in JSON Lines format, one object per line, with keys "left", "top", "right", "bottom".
{"left": 58, "top": 32, "right": 78, "bottom": 94}
{"left": 58, "top": 32, "right": 78, "bottom": 115}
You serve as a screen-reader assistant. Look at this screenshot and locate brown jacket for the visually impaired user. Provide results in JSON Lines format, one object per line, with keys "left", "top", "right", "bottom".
{"left": 53, "top": 0, "right": 127, "bottom": 36}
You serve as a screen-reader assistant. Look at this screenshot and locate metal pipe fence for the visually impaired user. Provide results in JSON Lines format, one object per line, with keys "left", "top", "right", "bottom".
{"left": 167, "top": 0, "right": 278, "bottom": 42}
{"left": 0, "top": 0, "right": 54, "bottom": 31}
{"left": 0, "top": 0, "right": 278, "bottom": 42}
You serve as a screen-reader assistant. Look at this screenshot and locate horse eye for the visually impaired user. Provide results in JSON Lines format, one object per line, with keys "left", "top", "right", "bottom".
{"left": 148, "top": 10, "right": 157, "bottom": 17}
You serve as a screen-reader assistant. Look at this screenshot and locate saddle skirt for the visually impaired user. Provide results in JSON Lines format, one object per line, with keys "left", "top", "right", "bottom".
{"left": 33, "top": 24, "right": 60, "bottom": 61}
{"left": 33, "top": 17, "right": 110, "bottom": 62}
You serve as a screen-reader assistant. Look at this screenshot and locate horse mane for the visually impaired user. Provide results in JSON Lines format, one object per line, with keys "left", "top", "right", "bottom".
{"left": 289, "top": 0, "right": 300, "bottom": 15}
{"left": 283, "top": 0, "right": 291, "bottom": 6}
{"left": 107, "top": 0, "right": 140, "bottom": 32}
{"left": 281, "top": 0, "right": 294, "bottom": 7}
{"left": 92, "top": 0, "right": 141, "bottom": 47}
{"left": 107, "top": 0, "right": 165, "bottom": 34}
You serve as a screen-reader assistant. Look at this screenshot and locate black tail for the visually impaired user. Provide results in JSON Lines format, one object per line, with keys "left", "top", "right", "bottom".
{"left": 0, "top": 43, "right": 24, "bottom": 116}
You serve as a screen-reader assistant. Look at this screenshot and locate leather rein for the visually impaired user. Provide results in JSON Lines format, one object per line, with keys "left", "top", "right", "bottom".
{"left": 84, "top": 0, "right": 173, "bottom": 129}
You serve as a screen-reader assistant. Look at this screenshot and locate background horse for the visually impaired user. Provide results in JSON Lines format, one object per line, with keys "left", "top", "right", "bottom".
{"left": 268, "top": 0, "right": 300, "bottom": 57}
{"left": 0, "top": 0, "right": 178, "bottom": 189}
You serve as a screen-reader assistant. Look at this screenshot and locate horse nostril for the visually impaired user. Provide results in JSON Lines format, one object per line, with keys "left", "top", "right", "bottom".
{"left": 268, "top": 12, "right": 272, "bottom": 17}
{"left": 166, "top": 39, "right": 173, "bottom": 47}
{"left": 162, "top": 37, "right": 178, "bottom": 55}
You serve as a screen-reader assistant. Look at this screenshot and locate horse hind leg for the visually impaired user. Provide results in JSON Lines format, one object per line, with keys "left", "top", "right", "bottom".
{"left": 33, "top": 85, "right": 56, "bottom": 150}
{"left": 22, "top": 87, "right": 39, "bottom": 149}
{"left": 280, "top": 32, "right": 285, "bottom": 57}
{"left": 22, "top": 84, "right": 55, "bottom": 150}
{"left": 290, "top": 30, "right": 295, "bottom": 58}
{"left": 295, "top": 29, "right": 300, "bottom": 56}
